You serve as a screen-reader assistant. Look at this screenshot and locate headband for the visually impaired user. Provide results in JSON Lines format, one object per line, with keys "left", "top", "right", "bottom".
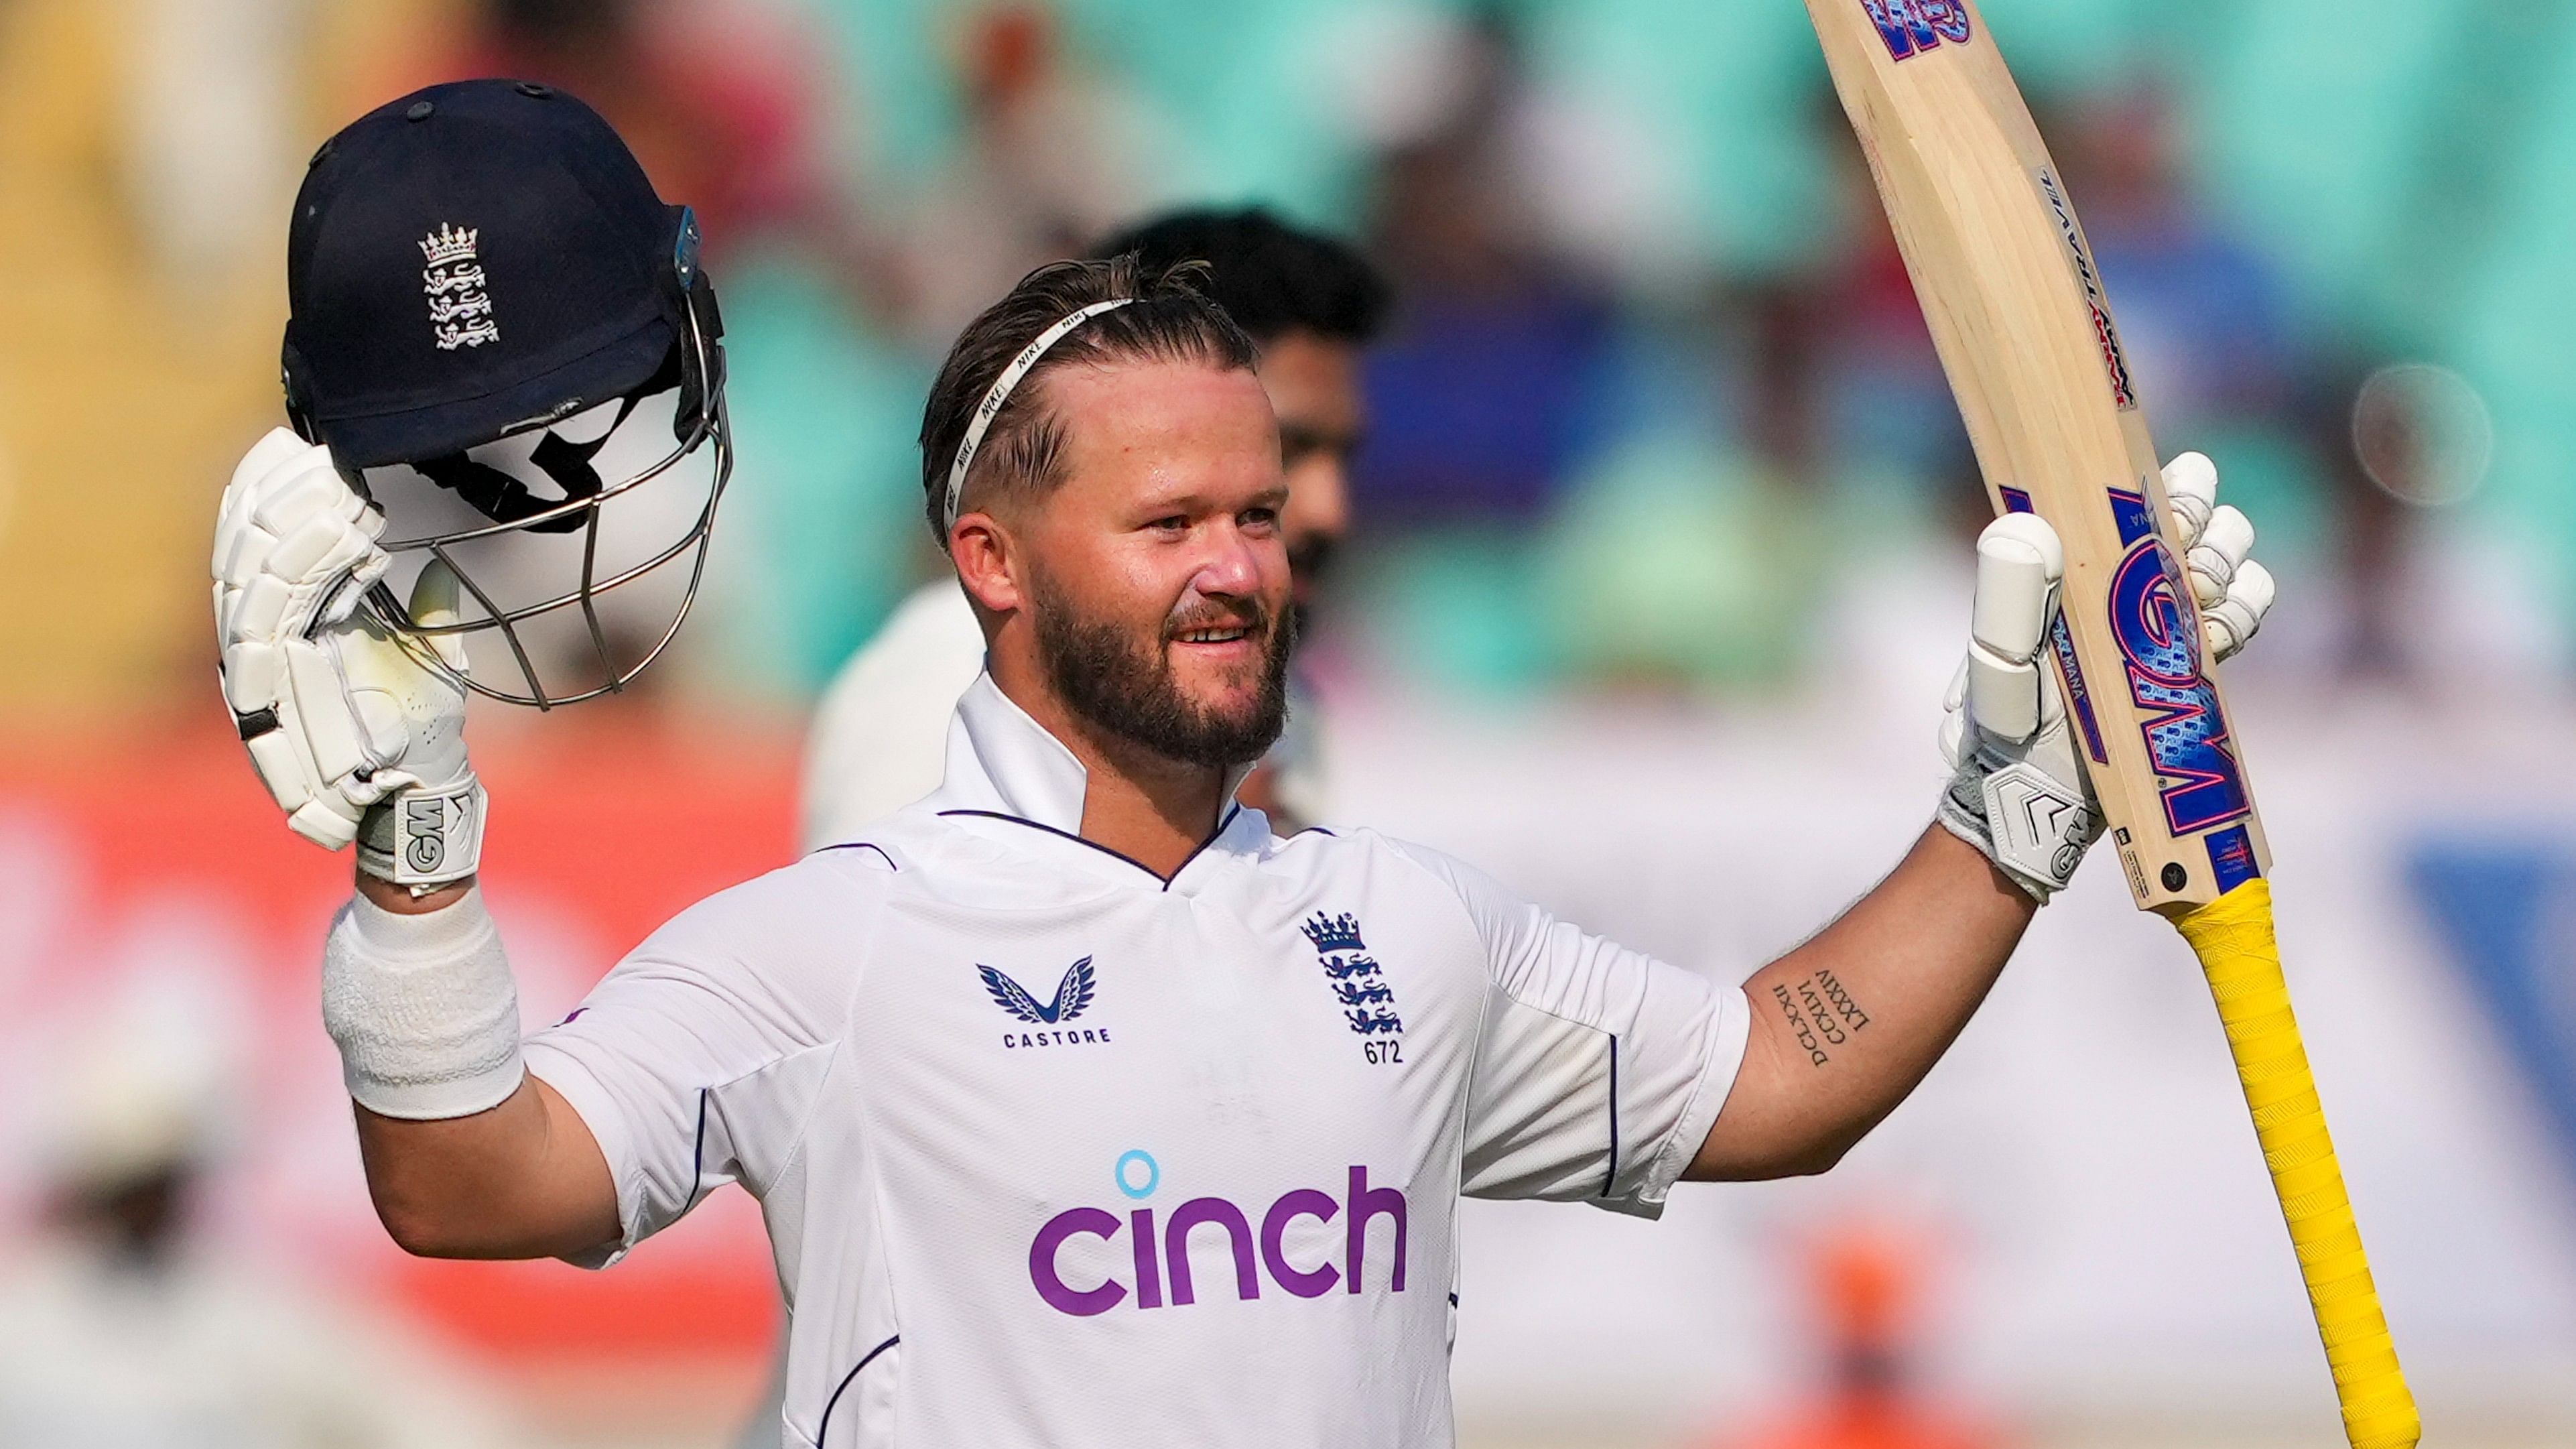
{"left": 944, "top": 297, "right": 1138, "bottom": 531}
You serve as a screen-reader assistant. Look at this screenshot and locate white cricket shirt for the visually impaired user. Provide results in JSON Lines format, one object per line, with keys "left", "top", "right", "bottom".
{"left": 526, "top": 676, "right": 1752, "bottom": 1449}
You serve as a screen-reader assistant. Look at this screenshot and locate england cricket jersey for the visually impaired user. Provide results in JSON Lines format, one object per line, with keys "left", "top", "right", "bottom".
{"left": 524, "top": 676, "right": 1752, "bottom": 1448}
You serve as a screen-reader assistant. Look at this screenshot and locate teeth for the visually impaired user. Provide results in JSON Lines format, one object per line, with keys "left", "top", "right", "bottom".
{"left": 1178, "top": 628, "right": 1245, "bottom": 643}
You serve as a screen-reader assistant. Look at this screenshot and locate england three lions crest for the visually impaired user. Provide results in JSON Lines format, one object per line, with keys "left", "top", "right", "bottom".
{"left": 1303, "top": 912, "right": 1405, "bottom": 1062}
{"left": 420, "top": 223, "right": 499, "bottom": 351}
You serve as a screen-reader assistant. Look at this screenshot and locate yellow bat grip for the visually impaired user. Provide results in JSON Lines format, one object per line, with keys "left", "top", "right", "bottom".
{"left": 2173, "top": 879, "right": 2420, "bottom": 1449}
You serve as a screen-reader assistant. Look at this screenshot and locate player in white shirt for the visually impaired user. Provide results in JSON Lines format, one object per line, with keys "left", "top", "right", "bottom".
{"left": 215, "top": 174, "right": 2277, "bottom": 1445}
{"left": 803, "top": 208, "right": 1385, "bottom": 846}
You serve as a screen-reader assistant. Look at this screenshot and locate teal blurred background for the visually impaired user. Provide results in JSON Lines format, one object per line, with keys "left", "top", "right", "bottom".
{"left": 681, "top": 0, "right": 2573, "bottom": 701}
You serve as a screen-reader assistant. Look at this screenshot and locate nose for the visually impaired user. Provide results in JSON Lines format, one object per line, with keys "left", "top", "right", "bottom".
{"left": 1192, "top": 529, "right": 1262, "bottom": 602}
{"left": 1187, "top": 515, "right": 1275, "bottom": 606}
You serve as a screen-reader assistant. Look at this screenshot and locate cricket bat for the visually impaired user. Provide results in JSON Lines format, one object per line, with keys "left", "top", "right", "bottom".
{"left": 1803, "top": 5, "right": 2418, "bottom": 1446}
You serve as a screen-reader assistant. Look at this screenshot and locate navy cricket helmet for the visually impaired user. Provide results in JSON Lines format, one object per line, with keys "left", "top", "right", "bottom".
{"left": 283, "top": 78, "right": 730, "bottom": 708}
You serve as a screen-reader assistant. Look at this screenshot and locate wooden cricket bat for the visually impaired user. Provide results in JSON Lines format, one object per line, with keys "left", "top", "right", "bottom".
{"left": 1803, "top": 5, "right": 2418, "bottom": 1446}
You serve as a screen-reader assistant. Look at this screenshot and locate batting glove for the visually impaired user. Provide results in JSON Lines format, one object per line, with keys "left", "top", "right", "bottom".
{"left": 214, "top": 428, "right": 485, "bottom": 891}
{"left": 1937, "top": 452, "right": 2274, "bottom": 903}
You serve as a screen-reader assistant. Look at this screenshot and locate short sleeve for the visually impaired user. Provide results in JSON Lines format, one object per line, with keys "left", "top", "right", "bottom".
{"left": 1383, "top": 839, "right": 1750, "bottom": 1219}
{"left": 521, "top": 889, "right": 833, "bottom": 1267}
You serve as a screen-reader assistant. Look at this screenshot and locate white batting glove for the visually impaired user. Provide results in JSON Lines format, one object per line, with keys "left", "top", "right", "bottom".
{"left": 214, "top": 428, "right": 485, "bottom": 891}
{"left": 1937, "top": 452, "right": 2274, "bottom": 902}
{"left": 2160, "top": 450, "right": 2276, "bottom": 660}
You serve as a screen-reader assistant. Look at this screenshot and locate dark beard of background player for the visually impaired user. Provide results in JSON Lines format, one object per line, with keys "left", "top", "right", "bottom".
{"left": 1285, "top": 532, "right": 1336, "bottom": 637}
{"left": 1028, "top": 561, "right": 1295, "bottom": 769}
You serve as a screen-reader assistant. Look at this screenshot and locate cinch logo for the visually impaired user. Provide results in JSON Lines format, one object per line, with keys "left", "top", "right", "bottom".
{"left": 1028, "top": 1151, "right": 1408, "bottom": 1317}
{"left": 2106, "top": 489, "right": 2252, "bottom": 836}
{"left": 1860, "top": 0, "right": 1970, "bottom": 61}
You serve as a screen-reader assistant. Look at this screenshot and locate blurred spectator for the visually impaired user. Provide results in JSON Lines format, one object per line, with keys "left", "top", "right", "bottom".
{"left": 2053, "top": 83, "right": 2303, "bottom": 434}
{"left": 2051, "top": 80, "right": 2413, "bottom": 679}
{"left": 1757, "top": 92, "right": 1982, "bottom": 529}
{"left": 123, "top": 0, "right": 301, "bottom": 292}
{"left": 422, "top": 0, "right": 905, "bottom": 329}
{"left": 448, "top": 0, "right": 826, "bottom": 256}
{"left": 1356, "top": 7, "right": 1618, "bottom": 529}
{"left": 0, "top": 990, "right": 519, "bottom": 1449}
{"left": 1772, "top": 75, "right": 2423, "bottom": 680}
{"left": 1708, "top": 1222, "right": 2003, "bottom": 1449}
{"left": 897, "top": 2, "right": 1164, "bottom": 348}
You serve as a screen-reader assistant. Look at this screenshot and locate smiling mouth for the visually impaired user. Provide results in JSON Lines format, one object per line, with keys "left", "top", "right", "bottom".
{"left": 1172, "top": 625, "right": 1254, "bottom": 645}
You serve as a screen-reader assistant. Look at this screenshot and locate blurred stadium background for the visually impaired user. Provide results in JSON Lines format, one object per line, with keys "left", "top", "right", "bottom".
{"left": 2, "top": 0, "right": 2574, "bottom": 1445}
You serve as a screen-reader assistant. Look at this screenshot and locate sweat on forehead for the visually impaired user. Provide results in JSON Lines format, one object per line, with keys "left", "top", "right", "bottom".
{"left": 919, "top": 256, "right": 1260, "bottom": 544}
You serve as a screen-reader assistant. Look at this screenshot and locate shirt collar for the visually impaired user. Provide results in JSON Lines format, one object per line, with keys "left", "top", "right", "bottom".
{"left": 930, "top": 672, "right": 1092, "bottom": 832}
{"left": 927, "top": 670, "right": 1267, "bottom": 887}
{"left": 927, "top": 671, "right": 1259, "bottom": 844}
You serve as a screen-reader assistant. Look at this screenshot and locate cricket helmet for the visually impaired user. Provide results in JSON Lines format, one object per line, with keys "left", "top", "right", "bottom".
{"left": 283, "top": 78, "right": 729, "bottom": 707}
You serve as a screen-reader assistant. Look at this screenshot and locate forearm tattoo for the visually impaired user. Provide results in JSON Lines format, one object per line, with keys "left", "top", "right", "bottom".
{"left": 1771, "top": 968, "right": 1872, "bottom": 1068}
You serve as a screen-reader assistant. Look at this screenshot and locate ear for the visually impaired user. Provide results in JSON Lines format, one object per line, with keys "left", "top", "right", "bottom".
{"left": 950, "top": 511, "right": 1025, "bottom": 616}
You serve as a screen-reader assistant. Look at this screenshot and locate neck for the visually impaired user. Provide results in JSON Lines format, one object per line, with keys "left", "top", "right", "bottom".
{"left": 992, "top": 660, "right": 1228, "bottom": 879}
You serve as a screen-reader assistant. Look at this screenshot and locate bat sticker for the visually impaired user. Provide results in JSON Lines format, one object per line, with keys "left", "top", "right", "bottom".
{"left": 2107, "top": 489, "right": 2254, "bottom": 836}
{"left": 2034, "top": 168, "right": 2139, "bottom": 412}
{"left": 2204, "top": 824, "right": 2263, "bottom": 892}
{"left": 1861, "top": 0, "right": 1972, "bottom": 61}
{"left": 1999, "top": 486, "right": 2112, "bottom": 764}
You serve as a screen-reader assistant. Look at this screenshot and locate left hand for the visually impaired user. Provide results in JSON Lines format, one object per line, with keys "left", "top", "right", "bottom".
{"left": 1936, "top": 452, "right": 2276, "bottom": 902}
{"left": 214, "top": 428, "right": 485, "bottom": 891}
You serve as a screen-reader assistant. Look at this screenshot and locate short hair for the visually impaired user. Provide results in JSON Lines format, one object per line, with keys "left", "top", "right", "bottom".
{"left": 919, "top": 255, "right": 1259, "bottom": 544}
{"left": 1090, "top": 207, "right": 1392, "bottom": 347}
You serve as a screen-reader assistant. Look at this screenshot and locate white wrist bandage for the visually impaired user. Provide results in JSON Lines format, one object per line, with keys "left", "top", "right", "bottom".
{"left": 322, "top": 887, "right": 524, "bottom": 1120}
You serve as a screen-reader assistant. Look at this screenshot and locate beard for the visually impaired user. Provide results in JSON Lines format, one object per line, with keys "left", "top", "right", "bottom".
{"left": 1029, "top": 565, "right": 1296, "bottom": 769}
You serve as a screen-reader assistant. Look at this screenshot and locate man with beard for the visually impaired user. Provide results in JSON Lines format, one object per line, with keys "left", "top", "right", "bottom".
{"left": 800, "top": 207, "right": 1388, "bottom": 846}
{"left": 293, "top": 255, "right": 2276, "bottom": 1447}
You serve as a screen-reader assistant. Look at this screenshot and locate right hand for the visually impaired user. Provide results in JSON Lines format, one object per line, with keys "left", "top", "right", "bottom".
{"left": 214, "top": 428, "right": 485, "bottom": 891}
{"left": 1935, "top": 452, "right": 2275, "bottom": 902}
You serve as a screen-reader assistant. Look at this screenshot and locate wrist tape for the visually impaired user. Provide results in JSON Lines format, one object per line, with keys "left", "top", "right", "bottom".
{"left": 323, "top": 886, "right": 523, "bottom": 1119}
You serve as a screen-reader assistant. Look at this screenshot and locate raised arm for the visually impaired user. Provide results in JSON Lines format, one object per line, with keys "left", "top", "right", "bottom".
{"left": 342, "top": 878, "right": 619, "bottom": 1259}
{"left": 1690, "top": 454, "right": 2275, "bottom": 1182}
{"left": 1687, "top": 827, "right": 2029, "bottom": 1179}
{"left": 217, "top": 432, "right": 616, "bottom": 1259}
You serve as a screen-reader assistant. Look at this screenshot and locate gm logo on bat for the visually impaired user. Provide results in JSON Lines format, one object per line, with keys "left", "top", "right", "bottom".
{"left": 1862, "top": 0, "right": 1972, "bottom": 60}
{"left": 2106, "top": 489, "right": 2254, "bottom": 838}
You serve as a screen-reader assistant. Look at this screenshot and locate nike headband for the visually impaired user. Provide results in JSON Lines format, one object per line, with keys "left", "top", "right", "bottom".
{"left": 944, "top": 297, "right": 1138, "bottom": 533}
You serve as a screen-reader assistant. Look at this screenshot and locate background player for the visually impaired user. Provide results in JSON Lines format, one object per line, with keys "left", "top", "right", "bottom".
{"left": 801, "top": 206, "right": 1390, "bottom": 844}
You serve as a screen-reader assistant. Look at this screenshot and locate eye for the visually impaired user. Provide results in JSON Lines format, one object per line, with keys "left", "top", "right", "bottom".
{"left": 1148, "top": 513, "right": 1189, "bottom": 536}
{"left": 1240, "top": 506, "right": 1280, "bottom": 532}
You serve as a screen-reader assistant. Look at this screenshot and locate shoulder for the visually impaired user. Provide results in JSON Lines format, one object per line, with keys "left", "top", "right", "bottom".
{"left": 1269, "top": 826, "right": 1530, "bottom": 942}
{"left": 1278, "top": 824, "right": 1503, "bottom": 888}
{"left": 637, "top": 841, "right": 906, "bottom": 969}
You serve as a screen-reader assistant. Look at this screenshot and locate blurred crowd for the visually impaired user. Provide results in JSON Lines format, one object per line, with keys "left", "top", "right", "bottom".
{"left": 1, "top": 0, "right": 2569, "bottom": 719}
